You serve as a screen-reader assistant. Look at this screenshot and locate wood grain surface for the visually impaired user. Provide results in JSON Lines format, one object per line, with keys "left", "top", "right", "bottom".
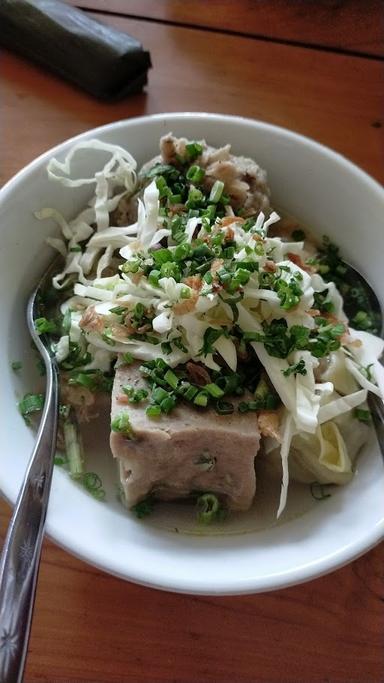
{"left": 1, "top": 3, "right": 383, "bottom": 682}
{"left": 67, "top": 0, "right": 384, "bottom": 57}
{"left": 0, "top": 498, "right": 383, "bottom": 683}
{"left": 2, "top": 15, "right": 384, "bottom": 185}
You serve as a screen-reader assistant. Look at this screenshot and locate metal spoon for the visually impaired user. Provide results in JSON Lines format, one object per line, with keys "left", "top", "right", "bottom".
{"left": 0, "top": 260, "right": 60, "bottom": 683}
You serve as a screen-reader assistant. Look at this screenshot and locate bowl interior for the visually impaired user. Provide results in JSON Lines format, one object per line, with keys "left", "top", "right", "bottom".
{"left": 1, "top": 113, "right": 383, "bottom": 594}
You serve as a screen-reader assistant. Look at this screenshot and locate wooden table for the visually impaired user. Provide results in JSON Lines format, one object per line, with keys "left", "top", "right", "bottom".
{"left": 1, "top": 2, "right": 383, "bottom": 681}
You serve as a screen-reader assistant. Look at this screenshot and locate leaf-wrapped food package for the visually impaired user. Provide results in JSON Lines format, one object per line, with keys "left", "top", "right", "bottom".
{"left": 0, "top": 0, "right": 152, "bottom": 100}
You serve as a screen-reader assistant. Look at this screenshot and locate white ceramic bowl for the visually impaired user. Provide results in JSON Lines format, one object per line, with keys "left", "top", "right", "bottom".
{"left": 1, "top": 113, "right": 383, "bottom": 595}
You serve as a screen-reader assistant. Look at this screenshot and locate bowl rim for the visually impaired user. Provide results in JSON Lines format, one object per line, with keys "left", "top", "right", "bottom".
{"left": 1, "top": 112, "right": 383, "bottom": 595}
{"left": 1, "top": 111, "right": 383, "bottom": 201}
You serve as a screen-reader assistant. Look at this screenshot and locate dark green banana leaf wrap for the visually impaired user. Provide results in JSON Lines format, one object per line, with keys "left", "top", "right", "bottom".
{"left": 0, "top": 0, "right": 152, "bottom": 100}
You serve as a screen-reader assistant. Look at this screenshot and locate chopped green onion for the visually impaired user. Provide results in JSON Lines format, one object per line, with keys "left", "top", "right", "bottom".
{"left": 54, "top": 454, "right": 67, "bottom": 466}
{"left": 215, "top": 400, "right": 234, "bottom": 415}
{"left": 194, "top": 391, "right": 208, "bottom": 407}
{"left": 186, "top": 186, "right": 204, "bottom": 208}
{"left": 122, "top": 385, "right": 149, "bottom": 403}
{"left": 171, "top": 215, "right": 187, "bottom": 244}
{"left": 111, "top": 413, "right": 133, "bottom": 438}
{"left": 61, "top": 308, "right": 72, "bottom": 335}
{"left": 204, "top": 383, "right": 225, "bottom": 398}
{"left": 35, "top": 317, "right": 57, "bottom": 335}
{"left": 186, "top": 165, "right": 205, "bottom": 183}
{"left": 68, "top": 370, "right": 113, "bottom": 393}
{"left": 82, "top": 472, "right": 105, "bottom": 500}
{"left": 310, "top": 482, "right": 332, "bottom": 500}
{"left": 161, "top": 342, "right": 172, "bottom": 355}
{"left": 209, "top": 180, "right": 224, "bottom": 203}
{"left": 11, "top": 361, "right": 22, "bottom": 372}
{"left": 120, "top": 259, "right": 141, "bottom": 274}
{"left": 196, "top": 493, "right": 221, "bottom": 524}
{"left": 361, "top": 363, "right": 374, "bottom": 382}
{"left": 160, "top": 395, "right": 177, "bottom": 413}
{"left": 242, "top": 331, "right": 263, "bottom": 342}
{"left": 173, "top": 337, "right": 188, "bottom": 353}
{"left": 146, "top": 162, "right": 181, "bottom": 180}
{"left": 121, "top": 352, "right": 134, "bottom": 365}
{"left": 152, "top": 386, "right": 169, "bottom": 404}
{"left": 313, "top": 290, "right": 335, "bottom": 314}
{"left": 200, "top": 327, "right": 224, "bottom": 355}
{"left": 148, "top": 269, "right": 161, "bottom": 287}
{"left": 160, "top": 262, "right": 181, "bottom": 280}
{"left": 164, "top": 369, "right": 179, "bottom": 390}
{"left": 63, "top": 417, "right": 84, "bottom": 480}
{"left": 109, "top": 305, "right": 127, "bottom": 315}
{"left": 102, "top": 330, "right": 116, "bottom": 346}
{"left": 282, "top": 359, "right": 307, "bottom": 377}
{"left": 18, "top": 393, "right": 44, "bottom": 424}
{"left": 183, "top": 385, "right": 199, "bottom": 401}
{"left": 152, "top": 248, "right": 173, "bottom": 266}
{"left": 146, "top": 405, "right": 162, "bottom": 418}
{"left": 132, "top": 496, "right": 155, "bottom": 518}
{"left": 350, "top": 310, "right": 376, "bottom": 331}
{"left": 185, "top": 141, "right": 203, "bottom": 161}
{"left": 174, "top": 243, "right": 192, "bottom": 261}
{"left": 354, "top": 408, "right": 371, "bottom": 423}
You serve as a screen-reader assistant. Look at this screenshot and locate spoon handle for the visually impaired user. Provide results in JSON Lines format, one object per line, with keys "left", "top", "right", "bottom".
{"left": 0, "top": 359, "right": 59, "bottom": 683}
{"left": 369, "top": 392, "right": 384, "bottom": 459}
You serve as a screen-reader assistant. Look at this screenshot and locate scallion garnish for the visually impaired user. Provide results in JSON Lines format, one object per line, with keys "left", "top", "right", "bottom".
{"left": 200, "top": 327, "right": 224, "bottom": 355}
{"left": 204, "top": 383, "right": 225, "bottom": 398}
{"left": 160, "top": 395, "right": 177, "bottom": 413}
{"left": 282, "top": 359, "right": 307, "bottom": 377}
{"left": 152, "top": 386, "right": 169, "bottom": 404}
{"left": 18, "top": 393, "right": 44, "bottom": 424}
{"left": 109, "top": 305, "right": 127, "bottom": 315}
{"left": 68, "top": 369, "right": 113, "bottom": 393}
{"left": 101, "top": 330, "right": 116, "bottom": 346}
{"left": 111, "top": 413, "right": 134, "bottom": 438}
{"left": 196, "top": 493, "right": 221, "bottom": 524}
{"left": 354, "top": 408, "right": 371, "bottom": 423}
{"left": 63, "top": 415, "right": 84, "bottom": 480}
{"left": 146, "top": 404, "right": 162, "bottom": 418}
{"left": 148, "top": 269, "right": 161, "bottom": 287}
{"left": 122, "top": 385, "right": 149, "bottom": 403}
{"left": 164, "top": 369, "right": 179, "bottom": 390}
{"left": 132, "top": 496, "right": 155, "bottom": 518}
{"left": 215, "top": 400, "right": 234, "bottom": 415}
{"left": 310, "top": 482, "right": 332, "bottom": 500}
{"left": 82, "top": 472, "right": 106, "bottom": 500}
{"left": 209, "top": 180, "right": 224, "bottom": 203}
{"left": 186, "top": 165, "right": 205, "bottom": 184}
{"left": 194, "top": 392, "right": 208, "bottom": 407}
{"left": 35, "top": 317, "right": 57, "bottom": 335}
{"left": 185, "top": 141, "right": 203, "bottom": 161}
{"left": 11, "top": 361, "right": 22, "bottom": 372}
